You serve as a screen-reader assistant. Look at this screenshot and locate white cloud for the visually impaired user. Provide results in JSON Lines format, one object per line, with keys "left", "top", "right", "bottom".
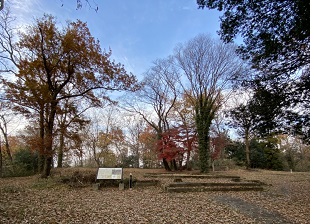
{"left": 6, "top": 0, "right": 44, "bottom": 29}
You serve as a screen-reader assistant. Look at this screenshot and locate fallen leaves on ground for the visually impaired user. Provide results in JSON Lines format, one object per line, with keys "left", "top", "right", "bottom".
{"left": 0, "top": 168, "right": 310, "bottom": 224}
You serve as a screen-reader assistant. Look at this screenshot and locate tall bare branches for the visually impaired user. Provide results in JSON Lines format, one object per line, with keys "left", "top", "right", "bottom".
{"left": 174, "top": 34, "right": 244, "bottom": 172}
{"left": 123, "top": 58, "right": 179, "bottom": 170}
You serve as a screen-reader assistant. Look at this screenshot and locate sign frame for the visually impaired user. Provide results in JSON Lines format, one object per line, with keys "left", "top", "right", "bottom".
{"left": 96, "top": 168, "right": 123, "bottom": 180}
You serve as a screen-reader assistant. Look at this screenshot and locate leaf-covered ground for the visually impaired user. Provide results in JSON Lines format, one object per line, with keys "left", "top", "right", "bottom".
{"left": 0, "top": 168, "right": 310, "bottom": 223}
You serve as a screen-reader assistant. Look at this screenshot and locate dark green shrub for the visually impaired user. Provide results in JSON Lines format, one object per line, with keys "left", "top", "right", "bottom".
{"left": 13, "top": 148, "right": 38, "bottom": 176}
{"left": 226, "top": 138, "right": 284, "bottom": 171}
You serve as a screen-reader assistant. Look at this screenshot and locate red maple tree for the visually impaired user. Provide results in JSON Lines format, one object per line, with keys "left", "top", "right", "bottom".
{"left": 156, "top": 125, "right": 197, "bottom": 170}
{"left": 210, "top": 134, "right": 228, "bottom": 161}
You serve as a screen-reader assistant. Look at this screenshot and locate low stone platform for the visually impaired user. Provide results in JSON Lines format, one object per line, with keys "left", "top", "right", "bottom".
{"left": 134, "top": 179, "right": 160, "bottom": 187}
{"left": 165, "top": 181, "right": 265, "bottom": 192}
{"left": 144, "top": 173, "right": 241, "bottom": 179}
{"left": 143, "top": 173, "right": 267, "bottom": 193}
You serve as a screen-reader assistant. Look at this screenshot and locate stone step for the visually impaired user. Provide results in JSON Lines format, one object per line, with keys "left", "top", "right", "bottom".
{"left": 134, "top": 180, "right": 160, "bottom": 187}
{"left": 167, "top": 182, "right": 263, "bottom": 188}
{"left": 165, "top": 181, "right": 265, "bottom": 192}
{"left": 166, "top": 185, "right": 264, "bottom": 193}
{"left": 144, "top": 173, "right": 241, "bottom": 179}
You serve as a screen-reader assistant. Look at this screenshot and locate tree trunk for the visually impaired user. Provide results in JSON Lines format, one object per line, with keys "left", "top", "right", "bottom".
{"left": 41, "top": 129, "right": 54, "bottom": 178}
{"left": 197, "top": 123, "right": 210, "bottom": 173}
{"left": 92, "top": 142, "right": 100, "bottom": 167}
{"left": 245, "top": 129, "right": 250, "bottom": 169}
{"left": 3, "top": 133, "right": 12, "bottom": 164}
{"left": 38, "top": 107, "right": 45, "bottom": 173}
{"left": 80, "top": 151, "right": 83, "bottom": 167}
{"left": 195, "top": 101, "right": 214, "bottom": 173}
{"left": 162, "top": 158, "right": 171, "bottom": 171}
{"left": 0, "top": 140, "right": 2, "bottom": 178}
{"left": 186, "top": 148, "right": 191, "bottom": 170}
{"left": 57, "top": 130, "right": 65, "bottom": 168}
{"left": 57, "top": 150, "right": 63, "bottom": 168}
{"left": 41, "top": 102, "right": 57, "bottom": 178}
{"left": 172, "top": 159, "right": 178, "bottom": 171}
{"left": 178, "top": 159, "right": 183, "bottom": 171}
{"left": 156, "top": 130, "right": 172, "bottom": 171}
{"left": 42, "top": 156, "right": 53, "bottom": 178}
{"left": 0, "top": 122, "right": 13, "bottom": 164}
{"left": 212, "top": 159, "right": 215, "bottom": 172}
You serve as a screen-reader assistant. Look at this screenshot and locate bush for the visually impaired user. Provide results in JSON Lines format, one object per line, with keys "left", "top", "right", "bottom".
{"left": 7, "top": 148, "right": 38, "bottom": 177}
{"left": 58, "top": 169, "right": 97, "bottom": 187}
{"left": 226, "top": 138, "right": 285, "bottom": 171}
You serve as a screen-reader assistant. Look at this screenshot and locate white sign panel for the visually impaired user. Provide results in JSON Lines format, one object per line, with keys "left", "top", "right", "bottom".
{"left": 97, "top": 168, "right": 123, "bottom": 180}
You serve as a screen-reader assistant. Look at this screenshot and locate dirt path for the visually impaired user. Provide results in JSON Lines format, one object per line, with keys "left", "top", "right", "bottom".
{"left": 213, "top": 195, "right": 292, "bottom": 224}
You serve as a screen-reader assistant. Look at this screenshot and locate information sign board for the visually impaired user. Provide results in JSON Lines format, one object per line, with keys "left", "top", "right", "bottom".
{"left": 96, "top": 168, "right": 123, "bottom": 180}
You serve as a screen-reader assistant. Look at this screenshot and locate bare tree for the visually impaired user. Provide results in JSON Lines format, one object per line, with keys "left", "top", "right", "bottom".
{"left": 0, "top": 7, "right": 19, "bottom": 74}
{"left": 84, "top": 107, "right": 112, "bottom": 167}
{"left": 123, "top": 58, "right": 179, "bottom": 171}
{"left": 174, "top": 34, "right": 244, "bottom": 172}
{"left": 55, "top": 94, "right": 92, "bottom": 168}
{"left": 0, "top": 100, "right": 19, "bottom": 165}
{"left": 123, "top": 115, "right": 146, "bottom": 168}
{"left": 83, "top": 105, "right": 127, "bottom": 168}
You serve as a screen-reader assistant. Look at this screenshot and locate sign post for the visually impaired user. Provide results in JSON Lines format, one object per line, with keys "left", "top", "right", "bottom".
{"left": 129, "top": 173, "right": 133, "bottom": 190}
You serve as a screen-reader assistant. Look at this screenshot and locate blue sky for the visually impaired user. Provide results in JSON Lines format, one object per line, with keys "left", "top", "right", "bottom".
{"left": 9, "top": 0, "right": 222, "bottom": 79}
